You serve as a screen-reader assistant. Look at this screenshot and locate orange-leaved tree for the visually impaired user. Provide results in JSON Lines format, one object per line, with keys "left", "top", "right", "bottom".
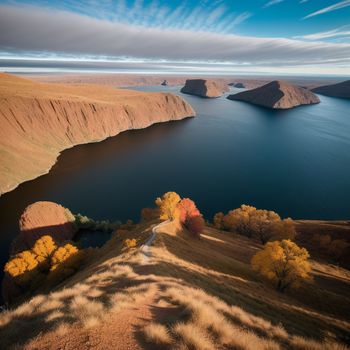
{"left": 177, "top": 198, "right": 205, "bottom": 237}
{"left": 177, "top": 198, "right": 201, "bottom": 225}
{"left": 155, "top": 191, "right": 181, "bottom": 220}
{"left": 251, "top": 239, "right": 311, "bottom": 292}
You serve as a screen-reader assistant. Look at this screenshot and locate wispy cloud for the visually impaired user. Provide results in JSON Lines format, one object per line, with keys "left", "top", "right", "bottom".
{"left": 263, "top": 0, "right": 284, "bottom": 8}
{"left": 295, "top": 25, "right": 350, "bottom": 40}
{"left": 0, "top": 4, "right": 349, "bottom": 73}
{"left": 303, "top": 0, "right": 350, "bottom": 19}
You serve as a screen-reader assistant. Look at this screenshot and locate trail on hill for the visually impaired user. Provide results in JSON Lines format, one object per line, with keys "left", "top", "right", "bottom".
{"left": 141, "top": 220, "right": 169, "bottom": 264}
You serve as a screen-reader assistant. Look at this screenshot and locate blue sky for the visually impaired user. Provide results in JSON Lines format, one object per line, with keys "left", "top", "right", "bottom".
{"left": 0, "top": 0, "right": 350, "bottom": 75}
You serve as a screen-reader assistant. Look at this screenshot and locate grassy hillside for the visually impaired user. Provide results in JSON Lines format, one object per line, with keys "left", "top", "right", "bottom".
{"left": 0, "top": 220, "right": 349, "bottom": 349}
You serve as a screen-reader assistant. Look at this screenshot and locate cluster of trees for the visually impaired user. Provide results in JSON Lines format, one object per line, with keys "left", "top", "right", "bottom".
{"left": 213, "top": 205, "right": 313, "bottom": 292}
{"left": 213, "top": 205, "right": 296, "bottom": 244}
{"left": 251, "top": 239, "right": 311, "bottom": 293}
{"left": 312, "top": 234, "right": 349, "bottom": 260}
{"left": 75, "top": 213, "right": 121, "bottom": 232}
{"left": 4, "top": 235, "right": 91, "bottom": 291}
{"left": 155, "top": 192, "right": 205, "bottom": 237}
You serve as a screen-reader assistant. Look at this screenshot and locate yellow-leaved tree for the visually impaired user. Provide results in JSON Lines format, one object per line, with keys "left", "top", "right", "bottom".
{"left": 4, "top": 250, "right": 41, "bottom": 286}
{"left": 155, "top": 191, "right": 181, "bottom": 220}
{"left": 32, "top": 235, "right": 57, "bottom": 261}
{"left": 251, "top": 239, "right": 311, "bottom": 292}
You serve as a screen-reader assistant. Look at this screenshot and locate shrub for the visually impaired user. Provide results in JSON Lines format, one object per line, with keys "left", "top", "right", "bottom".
{"left": 213, "top": 212, "right": 224, "bottom": 229}
{"left": 4, "top": 250, "right": 40, "bottom": 286}
{"left": 222, "top": 205, "right": 296, "bottom": 244}
{"left": 50, "top": 243, "right": 79, "bottom": 271}
{"left": 186, "top": 216, "right": 205, "bottom": 237}
{"left": 155, "top": 191, "right": 181, "bottom": 220}
{"left": 251, "top": 240, "right": 311, "bottom": 292}
{"left": 124, "top": 239, "right": 137, "bottom": 249}
{"left": 32, "top": 235, "right": 57, "bottom": 259}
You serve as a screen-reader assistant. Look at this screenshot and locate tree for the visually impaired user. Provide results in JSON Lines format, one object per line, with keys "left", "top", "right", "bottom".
{"left": 177, "top": 198, "right": 201, "bottom": 225}
{"left": 213, "top": 212, "right": 224, "bottom": 229}
{"left": 187, "top": 216, "right": 205, "bottom": 237}
{"left": 32, "top": 235, "right": 57, "bottom": 259}
{"left": 4, "top": 250, "right": 40, "bottom": 285}
{"left": 251, "top": 240, "right": 311, "bottom": 292}
{"left": 222, "top": 205, "right": 296, "bottom": 244}
{"left": 50, "top": 243, "right": 79, "bottom": 271}
{"left": 155, "top": 192, "right": 181, "bottom": 220}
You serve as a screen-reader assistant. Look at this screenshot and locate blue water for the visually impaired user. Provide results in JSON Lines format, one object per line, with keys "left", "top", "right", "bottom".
{"left": 0, "top": 86, "right": 349, "bottom": 272}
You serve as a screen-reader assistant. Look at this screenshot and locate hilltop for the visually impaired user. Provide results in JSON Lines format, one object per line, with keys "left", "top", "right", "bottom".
{"left": 227, "top": 81, "right": 320, "bottom": 109}
{"left": 1, "top": 214, "right": 349, "bottom": 350}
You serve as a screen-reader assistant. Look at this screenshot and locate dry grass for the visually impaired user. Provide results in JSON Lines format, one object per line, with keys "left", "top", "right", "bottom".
{"left": 174, "top": 322, "right": 216, "bottom": 350}
{"left": 143, "top": 322, "right": 173, "bottom": 345}
{"left": 1, "top": 220, "right": 349, "bottom": 350}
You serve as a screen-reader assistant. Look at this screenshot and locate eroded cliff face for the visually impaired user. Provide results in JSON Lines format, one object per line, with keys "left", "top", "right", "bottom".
{"left": 312, "top": 80, "right": 350, "bottom": 99}
{"left": 181, "top": 79, "right": 229, "bottom": 98}
{"left": 0, "top": 74, "right": 195, "bottom": 194}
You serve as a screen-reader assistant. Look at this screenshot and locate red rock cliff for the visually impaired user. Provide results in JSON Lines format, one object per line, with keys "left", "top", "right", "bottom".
{"left": 0, "top": 74, "right": 195, "bottom": 194}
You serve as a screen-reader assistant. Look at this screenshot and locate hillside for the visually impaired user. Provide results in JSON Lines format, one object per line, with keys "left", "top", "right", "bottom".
{"left": 312, "top": 80, "right": 350, "bottom": 99}
{"left": 0, "top": 74, "right": 195, "bottom": 195}
{"left": 227, "top": 81, "right": 320, "bottom": 109}
{"left": 1, "top": 219, "right": 349, "bottom": 350}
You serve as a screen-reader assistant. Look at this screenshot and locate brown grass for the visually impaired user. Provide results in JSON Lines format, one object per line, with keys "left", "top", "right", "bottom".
{"left": 143, "top": 322, "right": 173, "bottom": 345}
{"left": 1, "top": 220, "right": 349, "bottom": 350}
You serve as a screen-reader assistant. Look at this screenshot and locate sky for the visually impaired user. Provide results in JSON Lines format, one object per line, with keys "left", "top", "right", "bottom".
{"left": 0, "top": 0, "right": 350, "bottom": 76}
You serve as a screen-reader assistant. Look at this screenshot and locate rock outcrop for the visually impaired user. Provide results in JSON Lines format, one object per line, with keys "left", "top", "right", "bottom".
{"left": 181, "top": 79, "right": 229, "bottom": 98}
{"left": 312, "top": 80, "right": 350, "bottom": 99}
{"left": 0, "top": 74, "right": 195, "bottom": 194}
{"left": 227, "top": 80, "right": 320, "bottom": 109}
{"left": 229, "top": 82, "right": 245, "bottom": 88}
{"left": 13, "top": 201, "right": 77, "bottom": 253}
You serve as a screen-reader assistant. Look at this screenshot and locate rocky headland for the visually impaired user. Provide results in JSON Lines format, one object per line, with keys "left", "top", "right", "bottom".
{"left": 312, "top": 80, "right": 350, "bottom": 99}
{"left": 227, "top": 80, "right": 320, "bottom": 109}
{"left": 0, "top": 74, "right": 195, "bottom": 195}
{"left": 181, "top": 79, "right": 229, "bottom": 98}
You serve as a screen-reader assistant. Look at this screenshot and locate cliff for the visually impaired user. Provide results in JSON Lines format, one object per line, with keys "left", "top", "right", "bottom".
{"left": 0, "top": 74, "right": 195, "bottom": 195}
{"left": 312, "top": 80, "right": 350, "bottom": 99}
{"left": 227, "top": 80, "right": 320, "bottom": 109}
{"left": 181, "top": 79, "right": 229, "bottom": 98}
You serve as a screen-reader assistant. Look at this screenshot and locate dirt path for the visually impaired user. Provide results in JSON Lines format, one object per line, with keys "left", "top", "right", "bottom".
{"left": 23, "top": 224, "right": 170, "bottom": 350}
{"left": 141, "top": 220, "right": 169, "bottom": 264}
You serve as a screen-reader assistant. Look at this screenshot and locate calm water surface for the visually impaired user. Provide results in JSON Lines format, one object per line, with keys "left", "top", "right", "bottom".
{"left": 1, "top": 86, "right": 350, "bottom": 271}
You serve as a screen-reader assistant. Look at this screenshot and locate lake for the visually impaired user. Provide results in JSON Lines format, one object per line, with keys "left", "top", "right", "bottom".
{"left": 0, "top": 85, "right": 350, "bottom": 274}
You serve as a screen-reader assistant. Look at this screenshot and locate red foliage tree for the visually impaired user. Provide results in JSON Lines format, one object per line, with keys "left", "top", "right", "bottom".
{"left": 177, "top": 198, "right": 201, "bottom": 225}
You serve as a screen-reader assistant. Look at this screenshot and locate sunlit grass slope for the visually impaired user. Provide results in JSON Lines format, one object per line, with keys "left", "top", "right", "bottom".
{"left": 0, "top": 220, "right": 349, "bottom": 349}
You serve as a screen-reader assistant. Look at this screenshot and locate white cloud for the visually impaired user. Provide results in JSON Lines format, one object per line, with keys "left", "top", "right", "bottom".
{"left": 263, "top": 0, "right": 284, "bottom": 8}
{"left": 295, "top": 26, "right": 350, "bottom": 40}
{"left": 303, "top": 0, "right": 350, "bottom": 19}
{"left": 0, "top": 4, "right": 349, "bottom": 75}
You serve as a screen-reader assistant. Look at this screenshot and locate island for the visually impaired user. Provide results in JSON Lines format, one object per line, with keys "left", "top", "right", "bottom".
{"left": 181, "top": 79, "right": 229, "bottom": 98}
{"left": 312, "top": 80, "right": 350, "bottom": 99}
{"left": 0, "top": 74, "right": 195, "bottom": 195}
{"left": 227, "top": 80, "right": 320, "bottom": 109}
